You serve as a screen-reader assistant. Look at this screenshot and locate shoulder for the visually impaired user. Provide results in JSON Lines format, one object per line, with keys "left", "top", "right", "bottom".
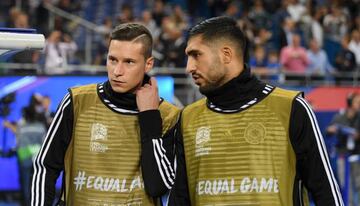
{"left": 183, "top": 98, "right": 206, "bottom": 113}
{"left": 159, "top": 100, "right": 181, "bottom": 129}
{"left": 270, "top": 87, "right": 302, "bottom": 101}
{"left": 159, "top": 101, "right": 181, "bottom": 117}
{"left": 69, "top": 84, "right": 97, "bottom": 97}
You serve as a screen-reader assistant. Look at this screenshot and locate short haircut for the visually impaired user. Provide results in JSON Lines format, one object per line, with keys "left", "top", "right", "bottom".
{"left": 188, "top": 16, "right": 247, "bottom": 60}
{"left": 110, "top": 23, "right": 153, "bottom": 58}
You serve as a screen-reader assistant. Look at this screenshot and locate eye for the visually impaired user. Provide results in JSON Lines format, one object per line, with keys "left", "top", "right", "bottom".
{"left": 192, "top": 52, "right": 201, "bottom": 59}
{"left": 108, "top": 56, "right": 117, "bottom": 64}
{"left": 125, "top": 60, "right": 135, "bottom": 65}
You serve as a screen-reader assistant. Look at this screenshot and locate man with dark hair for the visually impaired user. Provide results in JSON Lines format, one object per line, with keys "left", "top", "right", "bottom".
{"left": 31, "top": 23, "right": 179, "bottom": 206}
{"left": 139, "top": 16, "right": 344, "bottom": 205}
{"left": 327, "top": 92, "right": 360, "bottom": 205}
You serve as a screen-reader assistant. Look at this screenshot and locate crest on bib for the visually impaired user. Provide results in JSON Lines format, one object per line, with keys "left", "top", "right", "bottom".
{"left": 195, "top": 126, "right": 211, "bottom": 156}
{"left": 244, "top": 123, "right": 266, "bottom": 144}
{"left": 91, "top": 123, "right": 108, "bottom": 141}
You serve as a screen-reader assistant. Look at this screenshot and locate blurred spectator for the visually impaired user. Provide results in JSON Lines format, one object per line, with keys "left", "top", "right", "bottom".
{"left": 323, "top": 5, "right": 348, "bottom": 42}
{"left": 286, "top": 0, "right": 307, "bottom": 23}
{"left": 8, "top": 11, "right": 41, "bottom": 71}
{"left": 273, "top": 0, "right": 290, "bottom": 27}
{"left": 248, "top": 0, "right": 271, "bottom": 30}
{"left": 95, "top": 17, "right": 113, "bottom": 35}
{"left": 309, "top": 6, "right": 325, "bottom": 47}
{"left": 327, "top": 92, "right": 360, "bottom": 157}
{"left": 41, "top": 95, "right": 55, "bottom": 128}
{"left": 267, "top": 50, "right": 280, "bottom": 70}
{"left": 117, "top": 3, "right": 134, "bottom": 24}
{"left": 266, "top": 50, "right": 281, "bottom": 82}
{"left": 6, "top": 6, "right": 22, "bottom": 28}
{"left": 280, "top": 34, "right": 309, "bottom": 73}
{"left": 349, "top": 29, "right": 360, "bottom": 66}
{"left": 223, "top": 2, "right": 239, "bottom": 18}
{"left": 44, "top": 30, "right": 78, "bottom": 73}
{"left": 171, "top": 4, "right": 189, "bottom": 32}
{"left": 93, "top": 35, "right": 110, "bottom": 66}
{"left": 237, "top": 18, "right": 255, "bottom": 44}
{"left": 326, "top": 92, "right": 360, "bottom": 205}
{"left": 3, "top": 93, "right": 48, "bottom": 205}
{"left": 251, "top": 47, "right": 279, "bottom": 81}
{"left": 253, "top": 28, "right": 273, "bottom": 50}
{"left": 307, "top": 38, "right": 334, "bottom": 75}
{"left": 140, "top": 9, "right": 160, "bottom": 40}
{"left": 157, "top": 16, "right": 186, "bottom": 67}
{"left": 250, "top": 46, "right": 267, "bottom": 68}
{"left": 13, "top": 12, "right": 29, "bottom": 28}
{"left": 279, "top": 17, "right": 296, "bottom": 49}
{"left": 335, "top": 35, "right": 357, "bottom": 73}
{"left": 55, "top": 0, "right": 81, "bottom": 33}
{"left": 352, "top": 15, "right": 360, "bottom": 32}
{"left": 152, "top": 0, "right": 166, "bottom": 27}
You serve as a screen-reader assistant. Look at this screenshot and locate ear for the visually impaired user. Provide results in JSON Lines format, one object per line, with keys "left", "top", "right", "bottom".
{"left": 144, "top": 56, "right": 154, "bottom": 73}
{"left": 221, "top": 47, "right": 232, "bottom": 64}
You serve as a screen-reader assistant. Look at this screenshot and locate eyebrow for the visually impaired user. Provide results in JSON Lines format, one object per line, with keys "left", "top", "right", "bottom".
{"left": 123, "top": 57, "right": 136, "bottom": 62}
{"left": 186, "top": 49, "right": 199, "bottom": 56}
{"left": 108, "top": 54, "right": 117, "bottom": 60}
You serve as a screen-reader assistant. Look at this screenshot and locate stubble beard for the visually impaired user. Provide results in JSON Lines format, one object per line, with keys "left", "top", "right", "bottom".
{"left": 199, "top": 63, "right": 226, "bottom": 95}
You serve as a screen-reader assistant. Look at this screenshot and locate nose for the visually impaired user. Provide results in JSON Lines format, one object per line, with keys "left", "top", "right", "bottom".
{"left": 185, "top": 58, "right": 196, "bottom": 74}
{"left": 113, "top": 63, "right": 124, "bottom": 76}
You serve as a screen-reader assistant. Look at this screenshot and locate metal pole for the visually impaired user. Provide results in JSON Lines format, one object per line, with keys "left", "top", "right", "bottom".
{"left": 85, "top": 29, "right": 92, "bottom": 65}
{"left": 49, "top": 12, "right": 55, "bottom": 31}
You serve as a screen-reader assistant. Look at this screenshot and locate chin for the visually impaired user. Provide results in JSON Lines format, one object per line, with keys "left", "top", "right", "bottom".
{"left": 199, "top": 84, "right": 218, "bottom": 95}
{"left": 111, "top": 85, "right": 127, "bottom": 93}
{"left": 113, "top": 89, "right": 127, "bottom": 93}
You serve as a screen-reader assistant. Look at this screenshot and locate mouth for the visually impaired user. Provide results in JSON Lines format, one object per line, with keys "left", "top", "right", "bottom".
{"left": 192, "top": 74, "right": 202, "bottom": 84}
{"left": 112, "top": 79, "right": 126, "bottom": 85}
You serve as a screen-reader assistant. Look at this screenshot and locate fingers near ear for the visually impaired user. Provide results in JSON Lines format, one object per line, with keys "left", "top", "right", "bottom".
{"left": 150, "top": 77, "right": 158, "bottom": 88}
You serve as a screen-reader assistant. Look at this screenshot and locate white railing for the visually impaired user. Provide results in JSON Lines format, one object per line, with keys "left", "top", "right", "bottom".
{"left": 1, "top": 63, "right": 359, "bottom": 105}
{"left": 43, "top": 3, "right": 103, "bottom": 64}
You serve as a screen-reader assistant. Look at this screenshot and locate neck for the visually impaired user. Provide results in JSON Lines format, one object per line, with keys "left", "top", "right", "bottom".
{"left": 101, "top": 75, "right": 150, "bottom": 110}
{"left": 224, "top": 60, "right": 243, "bottom": 82}
{"left": 204, "top": 64, "right": 267, "bottom": 110}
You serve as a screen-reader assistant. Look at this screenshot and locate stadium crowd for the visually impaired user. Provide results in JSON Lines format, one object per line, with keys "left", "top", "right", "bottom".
{"left": 0, "top": 1, "right": 360, "bottom": 205}
{"left": 0, "top": 0, "right": 359, "bottom": 79}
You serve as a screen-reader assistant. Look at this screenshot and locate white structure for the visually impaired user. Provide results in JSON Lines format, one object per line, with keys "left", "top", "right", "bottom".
{"left": 0, "top": 30, "right": 45, "bottom": 57}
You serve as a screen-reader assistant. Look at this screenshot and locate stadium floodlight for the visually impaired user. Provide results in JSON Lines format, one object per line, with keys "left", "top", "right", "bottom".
{"left": 0, "top": 28, "right": 45, "bottom": 61}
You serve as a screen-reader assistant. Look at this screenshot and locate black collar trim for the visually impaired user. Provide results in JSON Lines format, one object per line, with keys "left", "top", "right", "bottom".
{"left": 207, "top": 84, "right": 275, "bottom": 113}
{"left": 97, "top": 83, "right": 139, "bottom": 114}
{"left": 262, "top": 84, "right": 274, "bottom": 95}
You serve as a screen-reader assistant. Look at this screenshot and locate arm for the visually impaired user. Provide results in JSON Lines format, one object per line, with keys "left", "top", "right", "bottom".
{"left": 139, "top": 110, "right": 177, "bottom": 196}
{"left": 168, "top": 122, "right": 191, "bottom": 205}
{"left": 139, "top": 111, "right": 191, "bottom": 204}
{"left": 31, "top": 93, "right": 74, "bottom": 206}
{"left": 289, "top": 96, "right": 344, "bottom": 206}
{"left": 137, "top": 77, "right": 190, "bottom": 202}
{"left": 137, "top": 77, "right": 176, "bottom": 196}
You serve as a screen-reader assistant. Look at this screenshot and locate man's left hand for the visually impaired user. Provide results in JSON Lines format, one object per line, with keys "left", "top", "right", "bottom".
{"left": 136, "top": 77, "right": 160, "bottom": 112}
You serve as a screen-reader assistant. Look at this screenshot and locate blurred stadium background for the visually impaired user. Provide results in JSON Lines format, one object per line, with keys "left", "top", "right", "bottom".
{"left": 0, "top": 0, "right": 360, "bottom": 205}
